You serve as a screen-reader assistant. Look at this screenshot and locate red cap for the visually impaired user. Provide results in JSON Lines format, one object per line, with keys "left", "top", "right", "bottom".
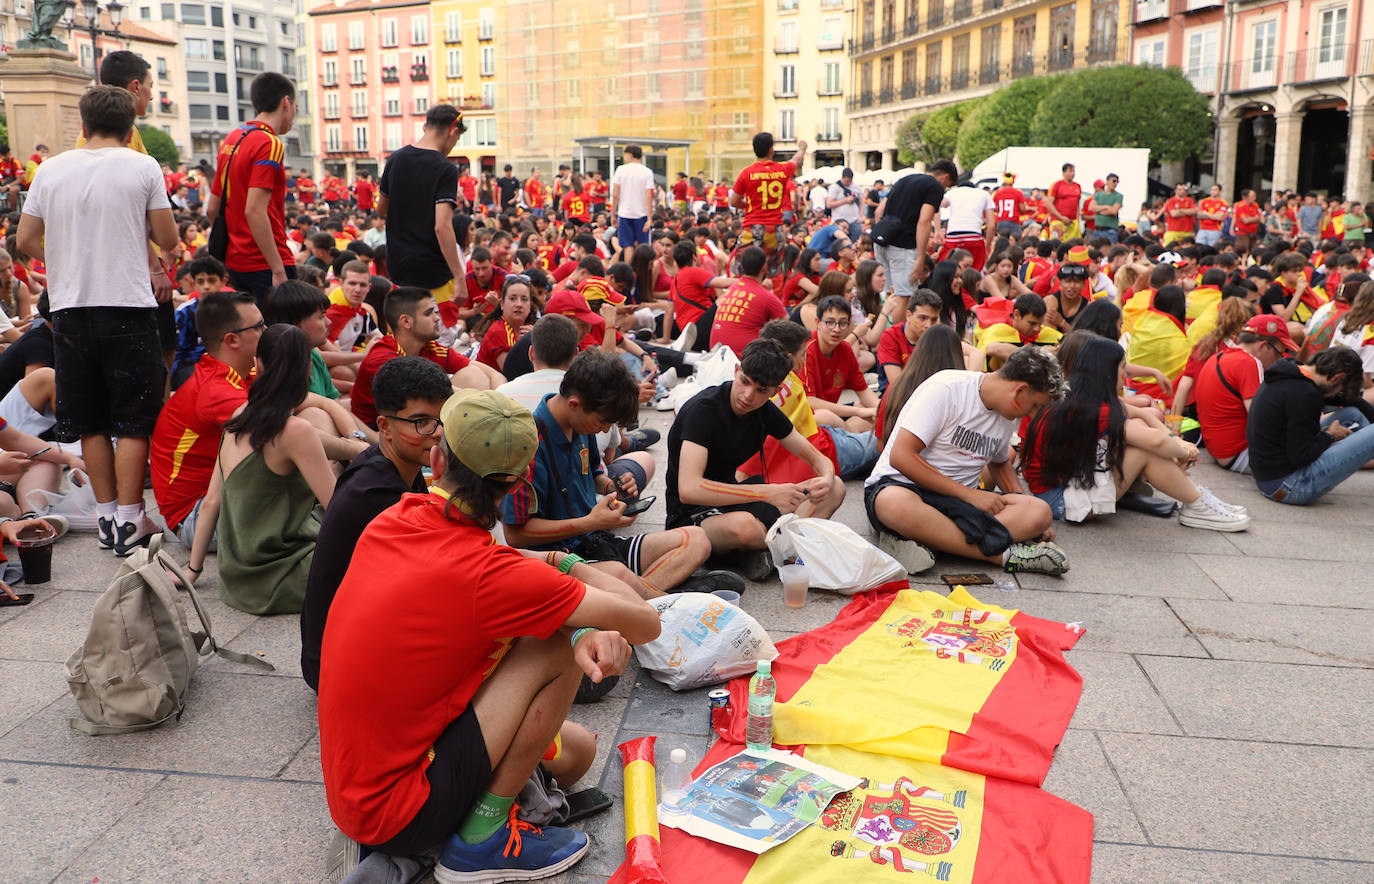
{"left": 1093, "top": 179, "right": 1105, "bottom": 189}
{"left": 1244, "top": 314, "right": 1297, "bottom": 354}
{"left": 546, "top": 289, "right": 601, "bottom": 326}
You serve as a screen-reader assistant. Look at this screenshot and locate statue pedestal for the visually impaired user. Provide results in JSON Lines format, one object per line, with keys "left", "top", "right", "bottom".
{"left": 1, "top": 49, "right": 92, "bottom": 154}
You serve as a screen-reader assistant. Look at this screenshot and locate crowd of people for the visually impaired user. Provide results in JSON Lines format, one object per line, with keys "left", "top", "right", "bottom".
{"left": 3, "top": 55, "right": 1372, "bottom": 883}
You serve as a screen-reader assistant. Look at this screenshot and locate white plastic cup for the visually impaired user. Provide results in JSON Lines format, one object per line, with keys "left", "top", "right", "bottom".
{"left": 779, "top": 563, "right": 810, "bottom": 608}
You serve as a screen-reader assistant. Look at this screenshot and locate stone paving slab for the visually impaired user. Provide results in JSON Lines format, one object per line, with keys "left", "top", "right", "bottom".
{"left": 0, "top": 658, "right": 68, "bottom": 738}
{"left": 1041, "top": 729, "right": 1147, "bottom": 845}
{"left": 1098, "top": 732, "right": 1374, "bottom": 861}
{"left": 1064, "top": 650, "right": 1183, "bottom": 735}
{"left": 0, "top": 591, "right": 101, "bottom": 663}
{"left": 1015, "top": 543, "right": 1231, "bottom": 599}
{"left": 1165, "top": 597, "right": 1374, "bottom": 668}
{"left": 1004, "top": 589, "right": 1208, "bottom": 657}
{"left": 1188, "top": 553, "right": 1374, "bottom": 609}
{"left": 1090, "top": 844, "right": 1374, "bottom": 884}
{"left": 1136, "top": 656, "right": 1374, "bottom": 747}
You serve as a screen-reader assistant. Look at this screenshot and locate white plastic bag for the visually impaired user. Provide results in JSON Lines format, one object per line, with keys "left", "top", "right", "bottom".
{"left": 635, "top": 592, "right": 777, "bottom": 691}
{"left": 25, "top": 468, "right": 100, "bottom": 532}
{"left": 765, "top": 514, "right": 906, "bottom": 594}
{"left": 667, "top": 344, "right": 739, "bottom": 413}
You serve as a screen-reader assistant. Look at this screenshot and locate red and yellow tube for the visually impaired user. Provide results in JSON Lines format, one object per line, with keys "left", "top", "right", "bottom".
{"left": 617, "top": 736, "right": 670, "bottom": 884}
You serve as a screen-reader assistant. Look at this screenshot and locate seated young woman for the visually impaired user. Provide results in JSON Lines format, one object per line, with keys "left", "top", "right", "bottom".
{"left": 875, "top": 324, "right": 967, "bottom": 451}
{"left": 1019, "top": 335, "right": 1249, "bottom": 530}
{"left": 188, "top": 324, "right": 338, "bottom": 614}
{"left": 1124, "top": 284, "right": 1191, "bottom": 406}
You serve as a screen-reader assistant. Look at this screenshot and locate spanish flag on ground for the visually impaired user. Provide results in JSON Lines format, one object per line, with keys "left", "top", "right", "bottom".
{"left": 614, "top": 587, "right": 1094, "bottom": 883}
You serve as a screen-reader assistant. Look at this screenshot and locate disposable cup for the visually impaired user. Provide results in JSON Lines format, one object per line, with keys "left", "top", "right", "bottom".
{"left": 17, "top": 525, "right": 55, "bottom": 585}
{"left": 1164, "top": 414, "right": 1184, "bottom": 436}
{"left": 779, "top": 563, "right": 810, "bottom": 609}
{"left": 711, "top": 589, "right": 741, "bottom": 606}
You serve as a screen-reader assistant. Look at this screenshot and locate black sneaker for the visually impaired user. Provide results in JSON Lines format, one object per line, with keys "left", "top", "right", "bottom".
{"left": 97, "top": 516, "right": 116, "bottom": 550}
{"left": 113, "top": 516, "right": 158, "bottom": 558}
{"left": 623, "top": 428, "right": 660, "bottom": 451}
{"left": 719, "top": 549, "right": 772, "bottom": 582}
{"left": 574, "top": 673, "right": 619, "bottom": 704}
{"left": 674, "top": 569, "right": 746, "bottom": 594}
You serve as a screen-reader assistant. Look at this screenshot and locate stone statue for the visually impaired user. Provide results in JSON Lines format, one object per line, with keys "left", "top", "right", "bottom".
{"left": 18, "top": 0, "right": 73, "bottom": 51}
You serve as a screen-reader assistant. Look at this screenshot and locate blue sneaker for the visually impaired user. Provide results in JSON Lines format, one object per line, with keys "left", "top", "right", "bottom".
{"left": 434, "top": 806, "right": 589, "bottom": 883}
{"left": 97, "top": 516, "right": 115, "bottom": 550}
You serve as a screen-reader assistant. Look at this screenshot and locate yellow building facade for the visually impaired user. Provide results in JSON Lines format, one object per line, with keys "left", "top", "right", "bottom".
{"left": 431, "top": 0, "right": 500, "bottom": 172}
{"left": 763, "top": 0, "right": 850, "bottom": 170}
{"left": 846, "top": 0, "right": 1132, "bottom": 171}
{"left": 499, "top": 0, "right": 764, "bottom": 182}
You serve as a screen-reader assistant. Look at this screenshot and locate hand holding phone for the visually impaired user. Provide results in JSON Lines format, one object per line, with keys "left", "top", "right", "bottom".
{"left": 622, "top": 495, "right": 656, "bottom": 517}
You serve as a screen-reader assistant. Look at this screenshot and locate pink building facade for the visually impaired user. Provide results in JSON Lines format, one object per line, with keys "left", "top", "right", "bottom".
{"left": 309, "top": 0, "right": 436, "bottom": 177}
{"left": 1131, "top": 0, "right": 1373, "bottom": 201}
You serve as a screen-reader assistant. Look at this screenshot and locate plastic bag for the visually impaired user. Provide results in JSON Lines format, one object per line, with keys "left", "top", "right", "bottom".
{"left": 765, "top": 513, "right": 905, "bottom": 594}
{"left": 666, "top": 344, "right": 739, "bottom": 413}
{"left": 25, "top": 468, "right": 100, "bottom": 532}
{"left": 635, "top": 593, "right": 776, "bottom": 691}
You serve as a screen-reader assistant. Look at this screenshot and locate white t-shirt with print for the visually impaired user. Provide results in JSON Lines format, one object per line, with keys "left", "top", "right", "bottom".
{"left": 1331, "top": 324, "right": 1374, "bottom": 375}
{"left": 942, "top": 185, "right": 994, "bottom": 235}
{"left": 865, "top": 369, "right": 1015, "bottom": 490}
{"left": 611, "top": 162, "right": 656, "bottom": 220}
{"left": 22, "top": 146, "right": 169, "bottom": 312}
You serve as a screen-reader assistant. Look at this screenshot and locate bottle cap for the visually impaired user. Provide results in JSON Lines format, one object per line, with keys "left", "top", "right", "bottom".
{"left": 670, "top": 748, "right": 686, "bottom": 763}
{"left": 757, "top": 659, "right": 771, "bottom": 674}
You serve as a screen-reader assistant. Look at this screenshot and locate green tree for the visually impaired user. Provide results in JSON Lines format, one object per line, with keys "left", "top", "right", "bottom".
{"left": 895, "top": 112, "right": 935, "bottom": 167}
{"left": 139, "top": 124, "right": 179, "bottom": 168}
{"left": 954, "top": 74, "right": 1064, "bottom": 169}
{"left": 897, "top": 99, "right": 984, "bottom": 167}
{"left": 1028, "top": 65, "right": 1211, "bottom": 163}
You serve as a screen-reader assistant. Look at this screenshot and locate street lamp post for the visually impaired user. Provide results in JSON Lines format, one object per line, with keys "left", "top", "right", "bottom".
{"left": 74, "top": 0, "right": 124, "bottom": 78}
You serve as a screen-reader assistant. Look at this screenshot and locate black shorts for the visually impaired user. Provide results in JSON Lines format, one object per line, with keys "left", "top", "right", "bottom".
{"left": 366, "top": 704, "right": 493, "bottom": 856}
{"left": 156, "top": 298, "right": 176, "bottom": 352}
{"left": 666, "top": 478, "right": 781, "bottom": 533}
{"left": 548, "top": 529, "right": 648, "bottom": 575}
{"left": 52, "top": 307, "right": 165, "bottom": 442}
{"left": 227, "top": 264, "right": 298, "bottom": 305}
{"left": 863, "top": 475, "right": 911, "bottom": 536}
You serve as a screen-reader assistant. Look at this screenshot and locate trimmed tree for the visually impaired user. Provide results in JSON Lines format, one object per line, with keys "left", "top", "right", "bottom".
{"left": 954, "top": 74, "right": 1064, "bottom": 169}
{"left": 895, "top": 112, "right": 936, "bottom": 167}
{"left": 923, "top": 98, "right": 983, "bottom": 163}
{"left": 1027, "top": 64, "right": 1211, "bottom": 163}
{"left": 139, "top": 124, "right": 180, "bottom": 168}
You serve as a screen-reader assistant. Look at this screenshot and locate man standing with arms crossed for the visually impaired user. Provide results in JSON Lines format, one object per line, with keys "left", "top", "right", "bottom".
{"left": 18, "top": 86, "right": 177, "bottom": 554}
{"left": 1046, "top": 163, "right": 1082, "bottom": 239}
{"left": 609, "top": 144, "right": 656, "bottom": 258}
{"left": 205, "top": 73, "right": 298, "bottom": 304}
{"left": 377, "top": 105, "right": 468, "bottom": 335}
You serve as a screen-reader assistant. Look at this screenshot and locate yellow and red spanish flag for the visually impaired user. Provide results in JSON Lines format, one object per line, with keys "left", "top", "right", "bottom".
{"left": 613, "top": 586, "right": 1094, "bottom": 883}
{"left": 1126, "top": 308, "right": 1190, "bottom": 406}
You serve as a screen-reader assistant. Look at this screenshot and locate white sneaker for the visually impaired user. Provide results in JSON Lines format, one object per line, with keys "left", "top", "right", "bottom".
{"left": 1178, "top": 497, "right": 1251, "bottom": 532}
{"left": 1195, "top": 485, "right": 1247, "bottom": 516}
{"left": 659, "top": 367, "right": 679, "bottom": 389}
{"left": 671, "top": 323, "right": 697, "bottom": 352}
{"left": 877, "top": 532, "right": 936, "bottom": 574}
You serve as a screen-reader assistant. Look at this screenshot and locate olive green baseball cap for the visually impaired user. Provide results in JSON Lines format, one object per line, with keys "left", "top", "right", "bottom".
{"left": 440, "top": 389, "right": 539, "bottom": 481}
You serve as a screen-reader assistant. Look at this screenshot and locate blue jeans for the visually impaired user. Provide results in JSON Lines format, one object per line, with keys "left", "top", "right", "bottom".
{"left": 1196, "top": 229, "right": 1221, "bottom": 247}
{"left": 617, "top": 215, "right": 649, "bottom": 250}
{"left": 1097, "top": 227, "right": 1119, "bottom": 244}
{"left": 823, "top": 425, "right": 879, "bottom": 479}
{"left": 1263, "top": 411, "right": 1374, "bottom": 505}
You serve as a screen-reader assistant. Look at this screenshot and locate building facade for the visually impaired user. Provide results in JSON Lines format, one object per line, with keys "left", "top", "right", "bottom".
{"left": 1131, "top": 0, "right": 1373, "bottom": 202}
{"left": 431, "top": 0, "right": 499, "bottom": 174}
{"left": 846, "top": 0, "right": 1132, "bottom": 172}
{"left": 501, "top": 0, "right": 764, "bottom": 183}
{"left": 764, "top": 0, "right": 850, "bottom": 170}
{"left": 309, "top": 0, "right": 436, "bottom": 178}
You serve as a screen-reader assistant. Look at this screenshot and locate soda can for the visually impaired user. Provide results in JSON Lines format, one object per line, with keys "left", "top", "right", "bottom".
{"left": 708, "top": 688, "right": 730, "bottom": 709}
{"left": 708, "top": 688, "right": 731, "bottom": 732}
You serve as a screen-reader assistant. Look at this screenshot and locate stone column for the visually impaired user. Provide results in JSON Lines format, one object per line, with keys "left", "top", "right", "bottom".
{"left": 1215, "top": 116, "right": 1241, "bottom": 200}
{"left": 1346, "top": 104, "right": 1374, "bottom": 204}
{"left": 0, "top": 49, "right": 92, "bottom": 155}
{"left": 1271, "top": 111, "right": 1303, "bottom": 194}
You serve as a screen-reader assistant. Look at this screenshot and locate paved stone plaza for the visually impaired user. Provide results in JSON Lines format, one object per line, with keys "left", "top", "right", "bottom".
{"left": 2, "top": 404, "right": 1372, "bottom": 883}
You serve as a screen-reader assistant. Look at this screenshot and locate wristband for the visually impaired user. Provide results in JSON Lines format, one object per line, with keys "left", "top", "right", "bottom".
{"left": 188, "top": 564, "right": 203, "bottom": 574}
{"left": 571, "top": 627, "right": 597, "bottom": 649}
{"left": 558, "top": 553, "right": 586, "bottom": 574}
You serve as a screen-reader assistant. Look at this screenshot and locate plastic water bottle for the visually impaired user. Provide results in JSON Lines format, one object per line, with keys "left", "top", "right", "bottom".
{"left": 745, "top": 659, "right": 776, "bottom": 751}
{"left": 660, "top": 748, "right": 693, "bottom": 814}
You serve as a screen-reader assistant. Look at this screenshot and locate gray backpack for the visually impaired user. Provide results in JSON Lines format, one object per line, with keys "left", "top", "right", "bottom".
{"left": 65, "top": 534, "right": 273, "bottom": 735}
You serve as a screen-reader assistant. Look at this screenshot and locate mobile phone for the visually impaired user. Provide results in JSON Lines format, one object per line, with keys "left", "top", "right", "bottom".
{"left": 941, "top": 572, "right": 994, "bottom": 586}
{"left": 564, "top": 787, "right": 613, "bottom": 823}
{"left": 26, "top": 447, "right": 51, "bottom": 461}
{"left": 622, "top": 495, "right": 656, "bottom": 517}
{"left": 0, "top": 592, "right": 34, "bottom": 606}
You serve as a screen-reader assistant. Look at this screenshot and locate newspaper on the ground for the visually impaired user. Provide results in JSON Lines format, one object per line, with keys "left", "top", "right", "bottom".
{"left": 657, "top": 746, "right": 862, "bottom": 854}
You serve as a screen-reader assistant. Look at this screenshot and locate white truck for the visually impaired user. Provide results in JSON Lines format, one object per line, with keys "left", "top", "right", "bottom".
{"left": 970, "top": 147, "right": 1151, "bottom": 230}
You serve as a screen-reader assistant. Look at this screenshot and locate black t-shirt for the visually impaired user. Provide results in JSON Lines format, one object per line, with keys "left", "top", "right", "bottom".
{"left": 496, "top": 175, "right": 521, "bottom": 210}
{"left": 1259, "top": 282, "right": 1292, "bottom": 316}
{"left": 300, "top": 445, "right": 426, "bottom": 691}
{"left": 378, "top": 145, "right": 459, "bottom": 289}
{"left": 871, "top": 174, "right": 946, "bottom": 250}
{"left": 665, "top": 381, "right": 793, "bottom": 518}
{"left": 0, "top": 320, "right": 53, "bottom": 400}
{"left": 501, "top": 332, "right": 534, "bottom": 381}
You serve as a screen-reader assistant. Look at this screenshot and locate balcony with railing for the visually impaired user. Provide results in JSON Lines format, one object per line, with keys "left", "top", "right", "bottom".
{"left": 878, "top": 86, "right": 895, "bottom": 104}
{"left": 901, "top": 80, "right": 919, "bottom": 99}
{"left": 1135, "top": 0, "right": 1167, "bottom": 23}
{"left": 927, "top": 2, "right": 943, "bottom": 29}
{"left": 410, "top": 63, "right": 429, "bottom": 81}
{"left": 952, "top": 0, "right": 972, "bottom": 17}
{"left": 924, "top": 73, "right": 943, "bottom": 94}
{"left": 381, "top": 66, "right": 400, "bottom": 83}
{"left": 1086, "top": 38, "right": 1116, "bottom": 64}
{"left": 1182, "top": 0, "right": 1223, "bottom": 12}
{"left": 323, "top": 139, "right": 372, "bottom": 155}
{"left": 880, "top": 26, "right": 895, "bottom": 45}
{"left": 903, "top": 16, "right": 917, "bottom": 37}
{"left": 1223, "top": 56, "right": 1278, "bottom": 93}
{"left": 849, "top": 34, "right": 877, "bottom": 54}
{"left": 950, "top": 68, "right": 969, "bottom": 90}
{"left": 979, "top": 63, "right": 1000, "bottom": 85}
{"left": 982, "top": 0, "right": 1002, "bottom": 10}
{"left": 817, "top": 132, "right": 843, "bottom": 143}
{"left": 1011, "top": 54, "right": 1035, "bottom": 77}
{"left": 1286, "top": 43, "right": 1357, "bottom": 84}
{"left": 1046, "top": 46, "right": 1074, "bottom": 72}
{"left": 775, "top": 40, "right": 800, "bottom": 54}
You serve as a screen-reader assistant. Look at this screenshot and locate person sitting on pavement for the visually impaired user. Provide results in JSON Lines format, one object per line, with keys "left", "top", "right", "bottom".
{"left": 1331, "top": 280, "right": 1374, "bottom": 406}
{"left": 318, "top": 388, "right": 659, "bottom": 881}
{"left": 475, "top": 275, "right": 534, "bottom": 372}
{"left": 1020, "top": 336, "right": 1249, "bottom": 530}
{"left": 502, "top": 348, "right": 743, "bottom": 598}
{"left": 977, "top": 292, "right": 1063, "bottom": 371}
{"left": 709, "top": 246, "right": 786, "bottom": 356}
{"left": 864, "top": 347, "right": 1072, "bottom": 577}
{"left": 666, "top": 338, "right": 844, "bottom": 580}
{"left": 1247, "top": 345, "right": 1374, "bottom": 505}
{"left": 1124, "top": 283, "right": 1190, "bottom": 406}
{"left": 300, "top": 356, "right": 452, "bottom": 692}
{"left": 1193, "top": 314, "right": 1295, "bottom": 473}
{"left": 187, "top": 325, "right": 337, "bottom": 614}
{"left": 876, "top": 324, "right": 967, "bottom": 450}
{"left": 876, "top": 288, "right": 942, "bottom": 394}
{"left": 803, "top": 295, "right": 881, "bottom": 434}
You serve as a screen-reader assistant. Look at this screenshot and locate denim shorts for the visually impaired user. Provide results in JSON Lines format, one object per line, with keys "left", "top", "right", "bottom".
{"left": 823, "top": 425, "right": 879, "bottom": 480}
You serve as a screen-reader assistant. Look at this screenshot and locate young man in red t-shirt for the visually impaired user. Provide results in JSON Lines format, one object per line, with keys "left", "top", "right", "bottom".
{"left": 457, "top": 166, "right": 478, "bottom": 210}
{"left": 876, "top": 289, "right": 941, "bottom": 393}
{"left": 1162, "top": 183, "right": 1197, "bottom": 247}
{"left": 1231, "top": 189, "right": 1262, "bottom": 257}
{"left": 991, "top": 172, "right": 1025, "bottom": 238}
{"left": 457, "top": 246, "right": 507, "bottom": 327}
{"left": 354, "top": 170, "right": 376, "bottom": 213}
{"left": 711, "top": 181, "right": 729, "bottom": 210}
{"left": 729, "top": 132, "right": 807, "bottom": 272}
{"left": 1046, "top": 164, "right": 1082, "bottom": 237}
{"left": 804, "top": 295, "right": 880, "bottom": 433}
{"left": 1196, "top": 184, "right": 1227, "bottom": 247}
{"left": 1194, "top": 316, "right": 1291, "bottom": 473}
{"left": 525, "top": 168, "right": 547, "bottom": 217}
{"left": 709, "top": 246, "right": 786, "bottom": 355}
{"left": 671, "top": 172, "right": 690, "bottom": 213}
{"left": 669, "top": 240, "right": 731, "bottom": 350}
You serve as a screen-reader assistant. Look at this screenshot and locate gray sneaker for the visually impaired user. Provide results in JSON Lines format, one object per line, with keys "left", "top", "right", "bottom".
{"left": 876, "top": 532, "right": 936, "bottom": 574}
{"left": 1178, "top": 497, "right": 1251, "bottom": 532}
{"left": 324, "top": 828, "right": 360, "bottom": 883}
{"left": 1194, "top": 485, "right": 1248, "bottom": 516}
{"left": 1004, "top": 541, "right": 1070, "bottom": 576}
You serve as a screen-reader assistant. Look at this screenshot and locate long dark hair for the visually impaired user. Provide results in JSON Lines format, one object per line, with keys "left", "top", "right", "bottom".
{"left": 779, "top": 244, "right": 801, "bottom": 279}
{"left": 1020, "top": 336, "right": 1126, "bottom": 488}
{"left": 223, "top": 324, "right": 310, "bottom": 451}
{"left": 853, "top": 259, "right": 883, "bottom": 317}
{"left": 880, "top": 324, "right": 964, "bottom": 447}
{"left": 927, "top": 259, "right": 967, "bottom": 337}
{"left": 1072, "top": 298, "right": 1122, "bottom": 339}
{"left": 630, "top": 243, "right": 656, "bottom": 303}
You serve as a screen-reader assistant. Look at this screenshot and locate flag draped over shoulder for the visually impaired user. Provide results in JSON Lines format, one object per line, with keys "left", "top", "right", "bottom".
{"left": 612, "top": 586, "right": 1094, "bottom": 884}
{"left": 1126, "top": 308, "right": 1190, "bottom": 405}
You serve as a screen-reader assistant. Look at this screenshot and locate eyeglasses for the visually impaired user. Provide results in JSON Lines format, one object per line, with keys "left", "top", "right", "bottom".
{"left": 819, "top": 319, "right": 852, "bottom": 330}
{"left": 381, "top": 414, "right": 444, "bottom": 436}
{"left": 226, "top": 319, "right": 266, "bottom": 336}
